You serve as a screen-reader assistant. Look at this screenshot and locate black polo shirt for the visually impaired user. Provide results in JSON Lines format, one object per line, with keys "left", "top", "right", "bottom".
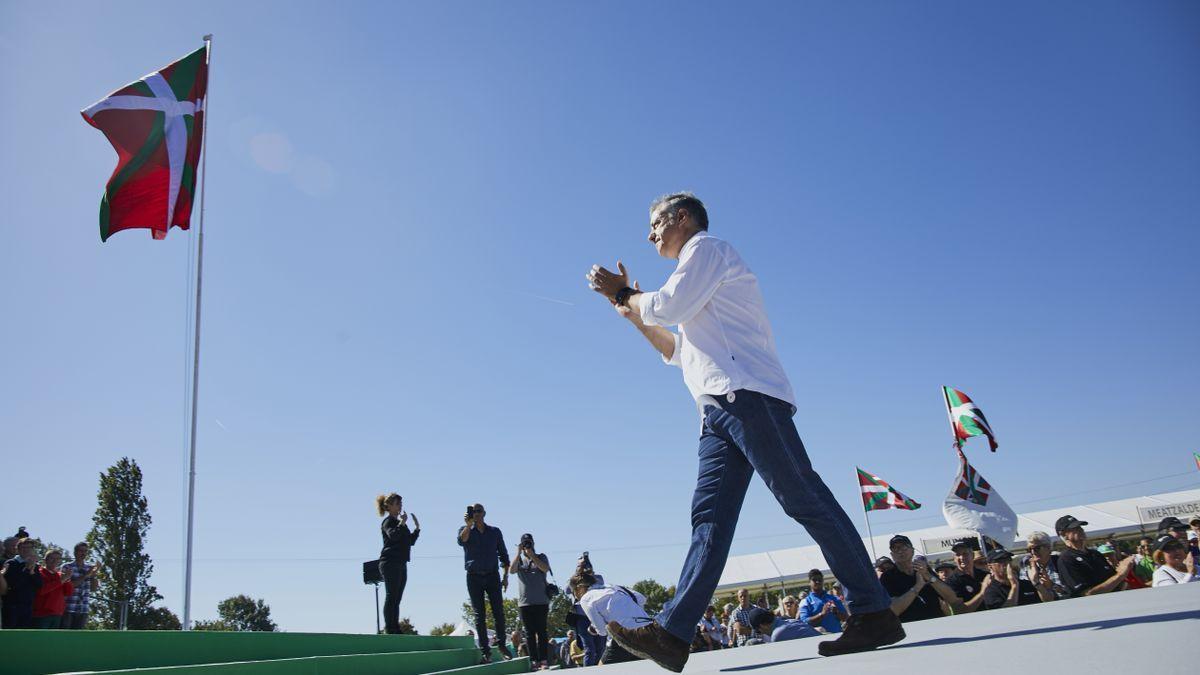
{"left": 879, "top": 568, "right": 944, "bottom": 623}
{"left": 1055, "top": 547, "right": 1115, "bottom": 597}
{"left": 981, "top": 577, "right": 1042, "bottom": 609}
{"left": 946, "top": 566, "right": 990, "bottom": 604}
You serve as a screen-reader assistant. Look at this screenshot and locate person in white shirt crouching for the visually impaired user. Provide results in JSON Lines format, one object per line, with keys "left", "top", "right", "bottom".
{"left": 570, "top": 569, "right": 650, "bottom": 665}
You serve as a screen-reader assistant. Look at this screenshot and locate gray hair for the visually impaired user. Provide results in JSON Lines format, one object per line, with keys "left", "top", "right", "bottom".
{"left": 1026, "top": 531, "right": 1052, "bottom": 548}
{"left": 650, "top": 191, "right": 709, "bottom": 231}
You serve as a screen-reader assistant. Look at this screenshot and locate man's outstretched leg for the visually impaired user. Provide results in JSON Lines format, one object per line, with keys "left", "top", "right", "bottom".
{"left": 730, "top": 391, "right": 904, "bottom": 656}
{"left": 609, "top": 417, "right": 754, "bottom": 673}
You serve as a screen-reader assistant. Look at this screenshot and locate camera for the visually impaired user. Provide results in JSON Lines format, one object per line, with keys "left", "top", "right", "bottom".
{"left": 520, "top": 533, "right": 534, "bottom": 549}
{"left": 466, "top": 505, "right": 475, "bottom": 518}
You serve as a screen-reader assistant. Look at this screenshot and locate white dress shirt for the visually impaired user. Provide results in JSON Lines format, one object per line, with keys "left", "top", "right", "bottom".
{"left": 639, "top": 232, "right": 795, "bottom": 408}
{"left": 579, "top": 584, "right": 649, "bottom": 638}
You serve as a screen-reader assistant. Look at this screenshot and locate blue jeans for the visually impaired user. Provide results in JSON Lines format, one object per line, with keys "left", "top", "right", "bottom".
{"left": 656, "top": 390, "right": 891, "bottom": 642}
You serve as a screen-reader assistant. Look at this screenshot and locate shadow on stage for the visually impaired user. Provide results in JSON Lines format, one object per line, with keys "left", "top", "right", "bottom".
{"left": 889, "top": 609, "right": 1200, "bottom": 651}
{"left": 720, "top": 657, "right": 819, "bottom": 671}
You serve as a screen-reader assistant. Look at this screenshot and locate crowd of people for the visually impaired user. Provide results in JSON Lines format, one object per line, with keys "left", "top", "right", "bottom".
{"left": 1, "top": 527, "right": 99, "bottom": 630}
{"left": 867, "top": 514, "right": 1200, "bottom": 628}
{"left": 375, "top": 485, "right": 1200, "bottom": 673}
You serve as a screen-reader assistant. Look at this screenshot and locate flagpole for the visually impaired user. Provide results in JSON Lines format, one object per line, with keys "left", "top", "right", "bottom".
{"left": 859, "top": 469, "right": 878, "bottom": 561}
{"left": 182, "top": 33, "right": 212, "bottom": 632}
{"left": 941, "top": 386, "right": 960, "bottom": 449}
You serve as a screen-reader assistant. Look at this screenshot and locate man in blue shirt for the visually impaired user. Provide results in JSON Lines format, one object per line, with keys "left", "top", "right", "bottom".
{"left": 798, "top": 569, "right": 847, "bottom": 634}
{"left": 749, "top": 607, "right": 818, "bottom": 643}
{"left": 458, "top": 503, "right": 513, "bottom": 663}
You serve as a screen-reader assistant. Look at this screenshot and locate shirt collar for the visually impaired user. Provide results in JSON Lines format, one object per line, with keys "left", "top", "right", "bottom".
{"left": 679, "top": 230, "right": 709, "bottom": 255}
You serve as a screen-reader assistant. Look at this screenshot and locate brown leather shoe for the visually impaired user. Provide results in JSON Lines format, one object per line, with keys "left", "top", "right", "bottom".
{"left": 817, "top": 608, "right": 905, "bottom": 656}
{"left": 607, "top": 620, "right": 690, "bottom": 673}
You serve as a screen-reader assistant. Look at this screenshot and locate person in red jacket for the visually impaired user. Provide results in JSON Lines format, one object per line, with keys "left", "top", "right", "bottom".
{"left": 33, "top": 548, "right": 74, "bottom": 628}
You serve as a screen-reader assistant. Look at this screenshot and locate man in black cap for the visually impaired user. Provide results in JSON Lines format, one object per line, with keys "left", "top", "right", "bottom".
{"left": 1157, "top": 517, "right": 1189, "bottom": 541}
{"left": 1054, "top": 515, "right": 1132, "bottom": 597}
{"left": 980, "top": 549, "right": 1051, "bottom": 610}
{"left": 878, "top": 535, "right": 960, "bottom": 623}
{"left": 945, "top": 538, "right": 990, "bottom": 612}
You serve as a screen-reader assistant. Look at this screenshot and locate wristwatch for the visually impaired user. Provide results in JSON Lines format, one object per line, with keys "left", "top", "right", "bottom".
{"left": 614, "top": 287, "right": 635, "bottom": 307}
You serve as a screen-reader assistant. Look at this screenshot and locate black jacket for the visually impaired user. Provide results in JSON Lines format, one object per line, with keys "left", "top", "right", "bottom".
{"left": 3, "top": 557, "right": 44, "bottom": 606}
{"left": 380, "top": 517, "right": 420, "bottom": 563}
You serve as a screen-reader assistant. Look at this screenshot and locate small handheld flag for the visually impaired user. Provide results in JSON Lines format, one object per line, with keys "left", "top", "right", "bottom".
{"left": 943, "top": 386, "right": 998, "bottom": 452}
{"left": 857, "top": 468, "right": 921, "bottom": 511}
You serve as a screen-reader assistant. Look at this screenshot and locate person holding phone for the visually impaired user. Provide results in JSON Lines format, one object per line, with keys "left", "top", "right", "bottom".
{"left": 510, "top": 533, "right": 552, "bottom": 670}
{"left": 459, "top": 503, "right": 513, "bottom": 663}
{"left": 376, "top": 492, "right": 420, "bottom": 634}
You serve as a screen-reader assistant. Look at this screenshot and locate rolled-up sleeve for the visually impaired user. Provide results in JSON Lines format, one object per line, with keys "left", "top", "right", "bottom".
{"left": 639, "top": 238, "right": 726, "bottom": 327}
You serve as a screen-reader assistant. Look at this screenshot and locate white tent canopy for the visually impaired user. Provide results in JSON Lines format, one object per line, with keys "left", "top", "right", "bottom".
{"left": 716, "top": 488, "right": 1200, "bottom": 592}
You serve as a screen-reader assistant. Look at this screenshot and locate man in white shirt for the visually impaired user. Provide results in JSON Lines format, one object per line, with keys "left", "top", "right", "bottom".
{"left": 587, "top": 193, "right": 903, "bottom": 672}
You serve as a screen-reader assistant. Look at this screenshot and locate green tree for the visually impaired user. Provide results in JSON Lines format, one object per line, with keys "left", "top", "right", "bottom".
{"left": 630, "top": 579, "right": 675, "bottom": 617}
{"left": 142, "top": 606, "right": 183, "bottom": 630}
{"left": 86, "top": 458, "right": 163, "bottom": 629}
{"left": 547, "top": 592, "right": 574, "bottom": 638}
{"left": 429, "top": 622, "right": 456, "bottom": 636}
{"left": 461, "top": 597, "right": 521, "bottom": 638}
{"left": 197, "top": 595, "right": 277, "bottom": 632}
{"left": 396, "top": 617, "right": 418, "bottom": 635}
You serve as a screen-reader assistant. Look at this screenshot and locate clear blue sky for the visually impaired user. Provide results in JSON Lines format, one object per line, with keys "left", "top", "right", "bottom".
{"left": 2, "top": 0, "right": 1197, "bottom": 634}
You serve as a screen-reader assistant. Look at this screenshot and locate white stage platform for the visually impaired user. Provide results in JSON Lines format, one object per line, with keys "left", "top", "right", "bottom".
{"left": 600, "top": 582, "right": 1200, "bottom": 673}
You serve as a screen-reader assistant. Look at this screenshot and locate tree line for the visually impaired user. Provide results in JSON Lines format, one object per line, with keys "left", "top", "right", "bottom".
{"left": 19, "top": 457, "right": 276, "bottom": 631}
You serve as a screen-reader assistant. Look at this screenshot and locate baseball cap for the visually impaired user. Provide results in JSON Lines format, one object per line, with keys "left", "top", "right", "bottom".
{"left": 1054, "top": 515, "right": 1088, "bottom": 534}
{"left": 985, "top": 548, "right": 1014, "bottom": 564}
{"left": 889, "top": 534, "right": 913, "bottom": 548}
{"left": 1154, "top": 534, "right": 1185, "bottom": 552}
{"left": 747, "top": 607, "right": 774, "bottom": 629}
{"left": 1157, "top": 517, "right": 1188, "bottom": 533}
{"left": 950, "top": 538, "right": 976, "bottom": 552}
{"left": 934, "top": 560, "right": 957, "bottom": 572}
{"left": 874, "top": 556, "right": 894, "bottom": 568}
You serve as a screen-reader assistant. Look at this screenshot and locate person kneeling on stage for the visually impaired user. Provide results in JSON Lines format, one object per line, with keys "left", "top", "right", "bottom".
{"left": 570, "top": 569, "right": 649, "bottom": 665}
{"left": 749, "top": 607, "right": 818, "bottom": 644}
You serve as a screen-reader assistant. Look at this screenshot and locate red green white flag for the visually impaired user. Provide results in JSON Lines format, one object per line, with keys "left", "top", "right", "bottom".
{"left": 1194, "top": 452, "right": 1200, "bottom": 471}
{"left": 943, "top": 386, "right": 998, "bottom": 452}
{"left": 81, "top": 45, "right": 208, "bottom": 241}
{"left": 857, "top": 467, "right": 921, "bottom": 512}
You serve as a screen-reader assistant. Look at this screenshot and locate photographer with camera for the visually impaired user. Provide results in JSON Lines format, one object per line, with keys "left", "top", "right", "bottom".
{"left": 509, "top": 533, "right": 553, "bottom": 670}
{"left": 376, "top": 493, "right": 420, "bottom": 634}
{"left": 458, "top": 503, "right": 513, "bottom": 663}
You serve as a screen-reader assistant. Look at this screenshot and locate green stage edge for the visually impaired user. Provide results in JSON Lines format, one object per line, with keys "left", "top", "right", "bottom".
{"left": 0, "top": 630, "right": 528, "bottom": 675}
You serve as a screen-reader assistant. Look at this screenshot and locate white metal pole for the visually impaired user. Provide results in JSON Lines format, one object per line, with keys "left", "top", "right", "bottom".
{"left": 860, "top": 468, "right": 878, "bottom": 562}
{"left": 183, "top": 34, "right": 212, "bottom": 631}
